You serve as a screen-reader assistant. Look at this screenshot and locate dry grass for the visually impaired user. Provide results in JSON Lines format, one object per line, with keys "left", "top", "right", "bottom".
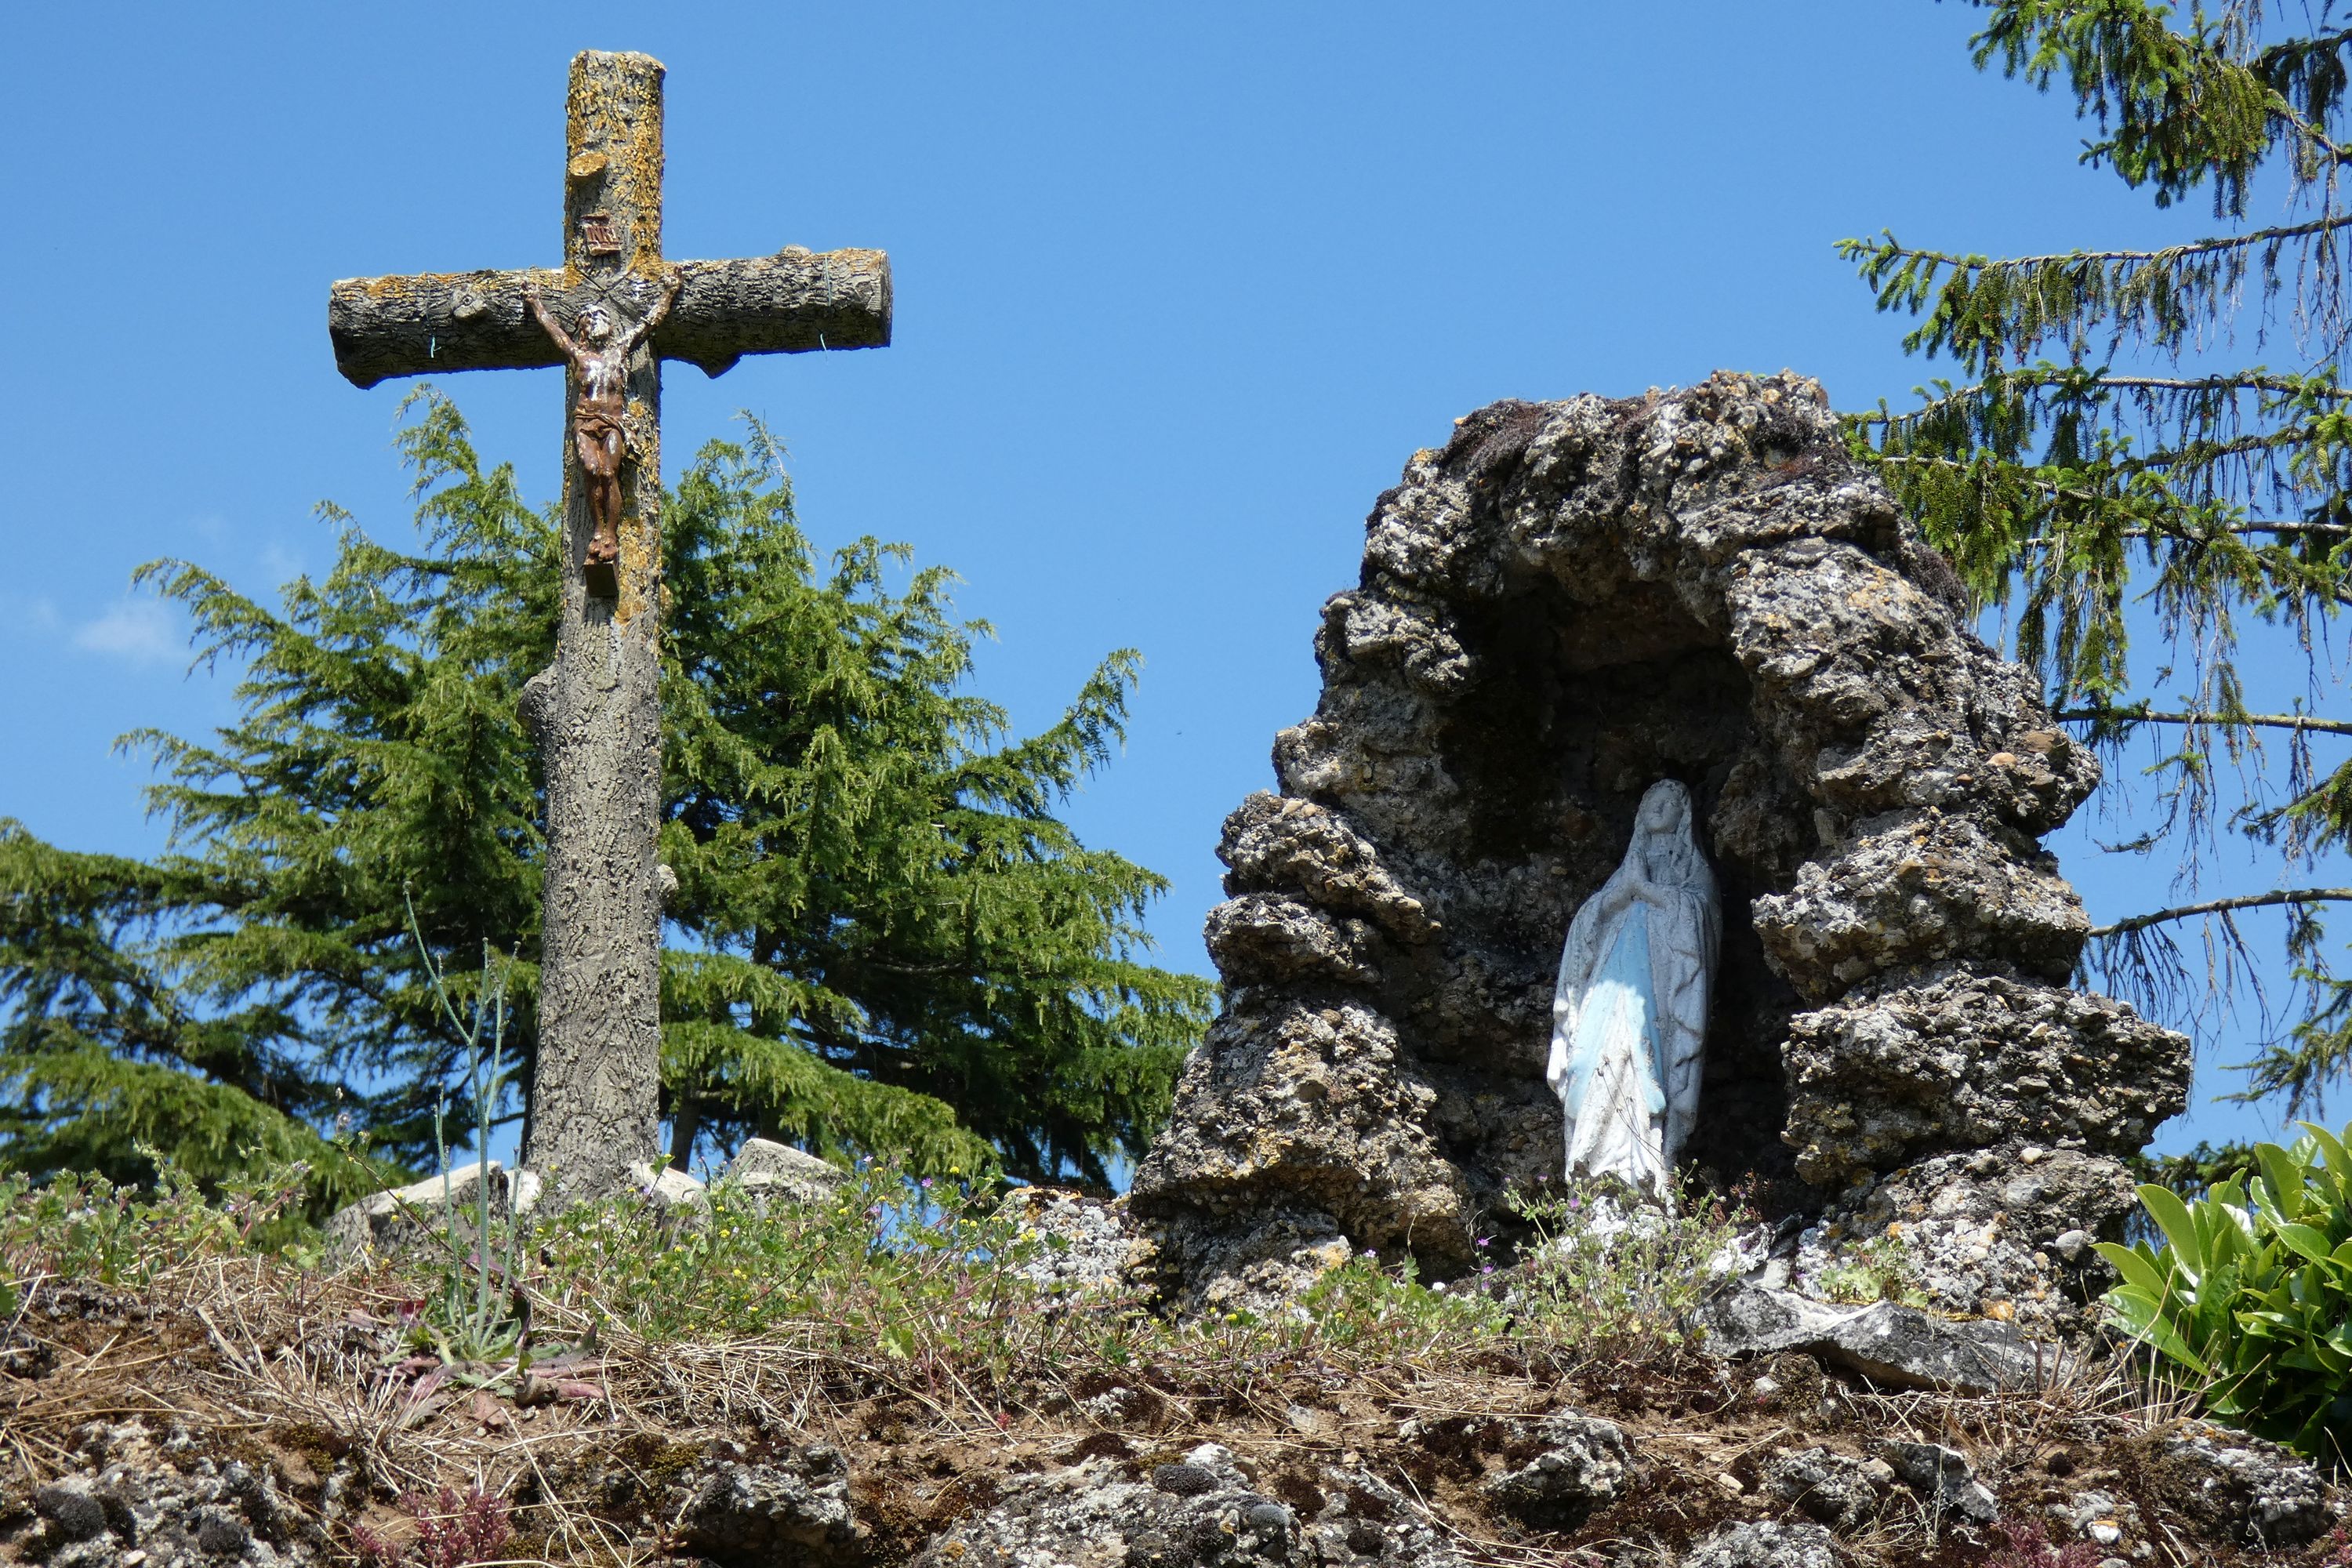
{"left": 0, "top": 1174, "right": 2321, "bottom": 1568}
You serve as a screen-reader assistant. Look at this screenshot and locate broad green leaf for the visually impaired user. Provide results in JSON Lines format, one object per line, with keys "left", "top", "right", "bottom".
{"left": 2276, "top": 1222, "right": 2334, "bottom": 1265}
{"left": 2259, "top": 1144, "right": 2307, "bottom": 1223}
{"left": 2096, "top": 1240, "right": 2178, "bottom": 1302}
{"left": 2140, "top": 1184, "right": 2207, "bottom": 1278}
{"left": 2303, "top": 1123, "right": 2352, "bottom": 1188}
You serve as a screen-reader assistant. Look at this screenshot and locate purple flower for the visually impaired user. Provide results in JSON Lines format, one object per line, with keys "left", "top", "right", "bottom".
{"left": 1566, "top": 1196, "right": 1581, "bottom": 1210}
{"left": 920, "top": 1177, "right": 934, "bottom": 1189}
{"left": 1475, "top": 1236, "right": 1491, "bottom": 1248}
{"left": 1481, "top": 1264, "right": 1495, "bottom": 1275}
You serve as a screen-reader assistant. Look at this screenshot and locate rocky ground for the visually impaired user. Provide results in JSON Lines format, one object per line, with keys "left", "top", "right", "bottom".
{"left": 3, "top": 1214, "right": 2343, "bottom": 1568}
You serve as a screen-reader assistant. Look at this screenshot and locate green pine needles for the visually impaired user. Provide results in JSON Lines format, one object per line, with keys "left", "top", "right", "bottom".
{"left": 0, "top": 391, "right": 1213, "bottom": 1211}
{"left": 1846, "top": 1, "right": 2352, "bottom": 1120}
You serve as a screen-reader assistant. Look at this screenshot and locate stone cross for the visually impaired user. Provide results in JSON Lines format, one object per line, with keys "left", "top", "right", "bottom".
{"left": 325, "top": 51, "right": 891, "bottom": 1203}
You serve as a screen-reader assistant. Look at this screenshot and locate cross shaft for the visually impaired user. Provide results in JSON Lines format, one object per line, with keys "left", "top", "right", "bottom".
{"left": 325, "top": 50, "right": 891, "bottom": 1203}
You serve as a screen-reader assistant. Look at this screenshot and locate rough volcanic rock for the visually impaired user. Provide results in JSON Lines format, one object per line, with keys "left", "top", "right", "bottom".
{"left": 1136, "top": 998, "right": 1469, "bottom": 1306}
{"left": 2147, "top": 1428, "right": 2337, "bottom": 1548}
{"left": 997, "top": 1187, "right": 1146, "bottom": 1295}
{"left": 1791, "top": 1145, "right": 2143, "bottom": 1336}
{"left": 675, "top": 1444, "right": 866, "bottom": 1568}
{"left": 1475, "top": 1414, "right": 1633, "bottom": 1530}
{"left": 14, "top": 1421, "right": 323, "bottom": 1568}
{"left": 909, "top": 1443, "right": 1458, "bottom": 1568}
{"left": 1750, "top": 812, "right": 2088, "bottom": 1001}
{"left": 1130, "top": 372, "right": 2187, "bottom": 1308}
{"left": 1149, "top": 1205, "right": 1358, "bottom": 1319}
{"left": 1880, "top": 1441, "right": 1998, "bottom": 1524}
{"left": 1765, "top": 1447, "right": 1882, "bottom": 1530}
{"left": 1680, "top": 1519, "right": 1838, "bottom": 1568}
{"left": 1782, "top": 965, "right": 2188, "bottom": 1185}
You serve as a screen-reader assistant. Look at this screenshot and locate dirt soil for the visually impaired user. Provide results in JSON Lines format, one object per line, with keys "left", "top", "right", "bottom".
{"left": 2, "top": 1267, "right": 2339, "bottom": 1567}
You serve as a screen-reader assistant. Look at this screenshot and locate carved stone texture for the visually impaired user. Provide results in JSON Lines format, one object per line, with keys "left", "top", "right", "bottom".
{"left": 326, "top": 52, "right": 893, "bottom": 1209}
{"left": 1128, "top": 372, "right": 2187, "bottom": 1311}
{"left": 326, "top": 248, "right": 892, "bottom": 388}
{"left": 517, "top": 51, "right": 673, "bottom": 1207}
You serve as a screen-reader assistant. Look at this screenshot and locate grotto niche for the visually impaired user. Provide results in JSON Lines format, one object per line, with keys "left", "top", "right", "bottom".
{"left": 1127, "top": 372, "right": 2190, "bottom": 1328}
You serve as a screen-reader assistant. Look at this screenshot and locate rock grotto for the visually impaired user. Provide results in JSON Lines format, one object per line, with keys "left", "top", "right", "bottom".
{"left": 1128, "top": 370, "right": 2192, "bottom": 1332}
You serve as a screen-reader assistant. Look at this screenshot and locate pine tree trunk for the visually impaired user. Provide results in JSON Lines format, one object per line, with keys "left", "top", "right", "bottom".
{"left": 522, "top": 52, "right": 669, "bottom": 1205}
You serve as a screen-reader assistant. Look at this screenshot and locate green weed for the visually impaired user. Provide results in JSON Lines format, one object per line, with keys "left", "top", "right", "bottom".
{"left": 2100, "top": 1119, "right": 2352, "bottom": 1458}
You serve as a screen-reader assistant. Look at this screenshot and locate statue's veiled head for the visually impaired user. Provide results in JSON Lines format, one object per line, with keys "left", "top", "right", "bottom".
{"left": 1632, "top": 779, "right": 1708, "bottom": 887}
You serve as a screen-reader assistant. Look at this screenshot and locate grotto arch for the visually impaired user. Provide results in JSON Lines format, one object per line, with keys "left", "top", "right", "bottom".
{"left": 1128, "top": 373, "right": 2189, "bottom": 1322}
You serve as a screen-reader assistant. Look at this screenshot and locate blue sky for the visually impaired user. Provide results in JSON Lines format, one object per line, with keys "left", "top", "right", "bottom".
{"left": 3, "top": 1, "right": 2338, "bottom": 1156}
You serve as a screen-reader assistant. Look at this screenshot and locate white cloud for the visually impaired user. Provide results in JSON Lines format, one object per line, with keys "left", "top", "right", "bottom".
{"left": 10, "top": 597, "right": 60, "bottom": 635}
{"left": 73, "top": 597, "right": 182, "bottom": 665}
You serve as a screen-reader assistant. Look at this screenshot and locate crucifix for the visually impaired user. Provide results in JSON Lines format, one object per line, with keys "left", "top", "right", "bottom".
{"left": 325, "top": 51, "right": 891, "bottom": 1204}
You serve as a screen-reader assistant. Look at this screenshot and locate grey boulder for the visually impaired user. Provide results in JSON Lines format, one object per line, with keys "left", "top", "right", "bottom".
{"left": 1764, "top": 1447, "right": 1880, "bottom": 1530}
{"left": 1879, "top": 1441, "right": 1997, "bottom": 1524}
{"left": 1693, "top": 1283, "right": 2048, "bottom": 1392}
{"left": 723, "top": 1138, "right": 849, "bottom": 1207}
{"left": 322, "top": 1160, "right": 539, "bottom": 1260}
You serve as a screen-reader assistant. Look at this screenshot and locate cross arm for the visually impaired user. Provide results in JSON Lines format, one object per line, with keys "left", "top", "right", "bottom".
{"left": 326, "top": 246, "right": 893, "bottom": 390}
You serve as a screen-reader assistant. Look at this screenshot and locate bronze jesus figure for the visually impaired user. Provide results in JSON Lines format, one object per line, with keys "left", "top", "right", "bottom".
{"left": 525, "top": 274, "right": 680, "bottom": 597}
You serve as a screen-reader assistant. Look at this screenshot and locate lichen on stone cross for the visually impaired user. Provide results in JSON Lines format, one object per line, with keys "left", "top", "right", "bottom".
{"left": 321, "top": 50, "right": 893, "bottom": 1206}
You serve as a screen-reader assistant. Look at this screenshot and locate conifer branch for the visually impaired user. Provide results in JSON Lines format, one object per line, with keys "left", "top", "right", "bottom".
{"left": 2092, "top": 887, "right": 2352, "bottom": 938}
{"left": 1858, "top": 212, "right": 2352, "bottom": 278}
{"left": 2056, "top": 706, "right": 2352, "bottom": 736}
{"left": 1856, "top": 2, "right": 2352, "bottom": 1116}
{"left": 1848, "top": 369, "right": 2352, "bottom": 426}
{"left": 2210, "top": 520, "right": 2352, "bottom": 539}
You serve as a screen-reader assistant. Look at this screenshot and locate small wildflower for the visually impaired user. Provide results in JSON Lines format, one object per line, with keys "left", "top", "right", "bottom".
{"left": 1475, "top": 1236, "right": 1491, "bottom": 1248}
{"left": 1481, "top": 1264, "right": 1495, "bottom": 1275}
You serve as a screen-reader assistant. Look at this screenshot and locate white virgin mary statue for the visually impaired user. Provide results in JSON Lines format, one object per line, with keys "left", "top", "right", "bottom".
{"left": 1544, "top": 779, "right": 1720, "bottom": 1203}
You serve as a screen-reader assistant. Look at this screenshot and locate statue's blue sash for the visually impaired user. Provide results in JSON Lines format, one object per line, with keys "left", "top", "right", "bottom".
{"left": 1561, "top": 905, "right": 1669, "bottom": 1120}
